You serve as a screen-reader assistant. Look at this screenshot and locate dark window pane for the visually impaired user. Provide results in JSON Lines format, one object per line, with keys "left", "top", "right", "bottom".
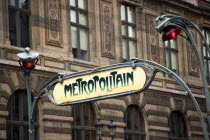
{"left": 127, "top": 134, "right": 132, "bottom": 140}
{"left": 12, "top": 93, "right": 19, "bottom": 121}
{"left": 76, "top": 130, "right": 82, "bottom": 140}
{"left": 75, "top": 104, "right": 81, "bottom": 125}
{"left": 84, "top": 103, "right": 89, "bottom": 126}
{"left": 6, "top": 91, "right": 39, "bottom": 140}
{"left": 126, "top": 106, "right": 132, "bottom": 130}
{"left": 85, "top": 130, "right": 91, "bottom": 140}
{"left": 19, "top": 0, "right": 28, "bottom": 9}
{"left": 73, "top": 48, "right": 78, "bottom": 58}
{"left": 13, "top": 126, "right": 19, "bottom": 140}
{"left": 6, "top": 125, "right": 11, "bottom": 140}
{"left": 72, "top": 130, "right": 75, "bottom": 140}
{"left": 9, "top": 10, "right": 17, "bottom": 46}
{"left": 134, "top": 107, "right": 140, "bottom": 130}
{"left": 72, "top": 103, "right": 96, "bottom": 140}
{"left": 125, "top": 105, "right": 145, "bottom": 139}
{"left": 91, "top": 131, "right": 96, "bottom": 140}
{"left": 90, "top": 105, "right": 95, "bottom": 126}
{"left": 169, "top": 111, "right": 187, "bottom": 138}
{"left": 35, "top": 126, "right": 38, "bottom": 140}
{"left": 23, "top": 93, "right": 28, "bottom": 121}
{"left": 20, "top": 13, "right": 30, "bottom": 48}
{"left": 23, "top": 126, "right": 29, "bottom": 140}
{"left": 9, "top": 0, "right": 16, "bottom": 6}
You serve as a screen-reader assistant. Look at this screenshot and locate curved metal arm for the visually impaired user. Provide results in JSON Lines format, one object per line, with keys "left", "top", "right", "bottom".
{"left": 30, "top": 57, "right": 209, "bottom": 139}
{"left": 131, "top": 58, "right": 209, "bottom": 140}
{"left": 31, "top": 73, "right": 66, "bottom": 119}
{"left": 156, "top": 14, "right": 210, "bottom": 138}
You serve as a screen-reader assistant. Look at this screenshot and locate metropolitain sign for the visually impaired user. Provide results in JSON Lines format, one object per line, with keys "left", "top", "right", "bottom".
{"left": 53, "top": 66, "right": 146, "bottom": 104}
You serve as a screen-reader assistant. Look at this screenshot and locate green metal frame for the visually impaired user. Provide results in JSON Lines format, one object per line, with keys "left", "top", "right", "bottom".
{"left": 26, "top": 58, "right": 209, "bottom": 140}
{"left": 156, "top": 14, "right": 210, "bottom": 140}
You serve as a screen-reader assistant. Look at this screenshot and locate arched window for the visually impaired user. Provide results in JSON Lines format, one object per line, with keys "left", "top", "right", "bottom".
{"left": 125, "top": 105, "right": 145, "bottom": 140}
{"left": 72, "top": 102, "right": 96, "bottom": 140}
{"left": 6, "top": 90, "right": 39, "bottom": 140}
{"left": 169, "top": 111, "right": 188, "bottom": 139}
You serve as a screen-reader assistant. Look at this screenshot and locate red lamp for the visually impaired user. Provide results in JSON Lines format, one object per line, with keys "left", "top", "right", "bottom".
{"left": 22, "top": 61, "right": 36, "bottom": 70}
{"left": 162, "top": 25, "right": 181, "bottom": 41}
{"left": 17, "top": 47, "right": 39, "bottom": 71}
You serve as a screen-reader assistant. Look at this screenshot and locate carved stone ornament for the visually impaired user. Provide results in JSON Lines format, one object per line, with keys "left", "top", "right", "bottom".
{"left": 143, "top": 0, "right": 159, "bottom": 11}
{"left": 185, "top": 12, "right": 198, "bottom": 24}
{"left": 17, "top": 72, "right": 26, "bottom": 88}
{"left": 187, "top": 30, "right": 199, "bottom": 76}
{"left": 131, "top": 93, "right": 140, "bottom": 104}
{"left": 45, "top": 0, "right": 62, "bottom": 47}
{"left": 35, "top": 76, "right": 51, "bottom": 93}
{"left": 186, "top": 100, "right": 206, "bottom": 112}
{"left": 144, "top": 92, "right": 170, "bottom": 107}
{"left": 100, "top": 1, "right": 115, "bottom": 58}
{"left": 146, "top": 14, "right": 160, "bottom": 63}
{"left": 174, "top": 97, "right": 184, "bottom": 110}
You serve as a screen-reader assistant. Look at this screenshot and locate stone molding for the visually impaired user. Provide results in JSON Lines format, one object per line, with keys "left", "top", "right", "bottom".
{"left": 100, "top": 0, "right": 115, "bottom": 58}
{"left": 45, "top": 0, "right": 62, "bottom": 47}
{"left": 145, "top": 14, "right": 160, "bottom": 63}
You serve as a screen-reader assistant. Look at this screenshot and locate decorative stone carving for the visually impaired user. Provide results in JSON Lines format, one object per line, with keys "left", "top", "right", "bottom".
{"left": 100, "top": 1, "right": 115, "bottom": 58}
{"left": 131, "top": 93, "right": 140, "bottom": 104}
{"left": 174, "top": 97, "right": 184, "bottom": 110}
{"left": 45, "top": 0, "right": 62, "bottom": 47}
{"left": 35, "top": 76, "right": 51, "bottom": 93}
{"left": 187, "top": 30, "right": 199, "bottom": 76}
{"left": 144, "top": 0, "right": 159, "bottom": 11}
{"left": 185, "top": 12, "right": 198, "bottom": 24}
{"left": 186, "top": 100, "right": 206, "bottom": 112}
{"left": 17, "top": 72, "right": 26, "bottom": 88}
{"left": 144, "top": 92, "right": 170, "bottom": 107}
{"left": 146, "top": 14, "right": 160, "bottom": 63}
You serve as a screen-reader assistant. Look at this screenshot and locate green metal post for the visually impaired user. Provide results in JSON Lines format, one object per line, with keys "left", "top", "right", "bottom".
{"left": 25, "top": 71, "right": 34, "bottom": 140}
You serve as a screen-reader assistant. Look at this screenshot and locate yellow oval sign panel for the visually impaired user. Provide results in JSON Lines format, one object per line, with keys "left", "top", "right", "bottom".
{"left": 53, "top": 67, "right": 146, "bottom": 104}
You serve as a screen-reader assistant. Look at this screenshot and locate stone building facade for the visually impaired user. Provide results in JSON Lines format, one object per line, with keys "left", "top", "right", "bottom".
{"left": 0, "top": 0, "right": 210, "bottom": 140}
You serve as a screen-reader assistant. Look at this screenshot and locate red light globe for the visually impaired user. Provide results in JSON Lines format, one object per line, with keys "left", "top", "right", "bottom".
{"left": 162, "top": 25, "right": 181, "bottom": 41}
{"left": 22, "top": 61, "right": 35, "bottom": 70}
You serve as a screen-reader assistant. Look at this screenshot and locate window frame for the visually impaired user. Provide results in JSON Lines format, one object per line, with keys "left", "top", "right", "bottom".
{"left": 121, "top": 4, "right": 137, "bottom": 62}
{"left": 8, "top": 0, "right": 31, "bottom": 48}
{"left": 203, "top": 29, "right": 210, "bottom": 83}
{"left": 124, "top": 105, "right": 146, "bottom": 140}
{"left": 72, "top": 102, "right": 96, "bottom": 140}
{"left": 70, "top": 0, "right": 90, "bottom": 61}
{"left": 6, "top": 90, "right": 39, "bottom": 140}
{"left": 165, "top": 39, "right": 179, "bottom": 74}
